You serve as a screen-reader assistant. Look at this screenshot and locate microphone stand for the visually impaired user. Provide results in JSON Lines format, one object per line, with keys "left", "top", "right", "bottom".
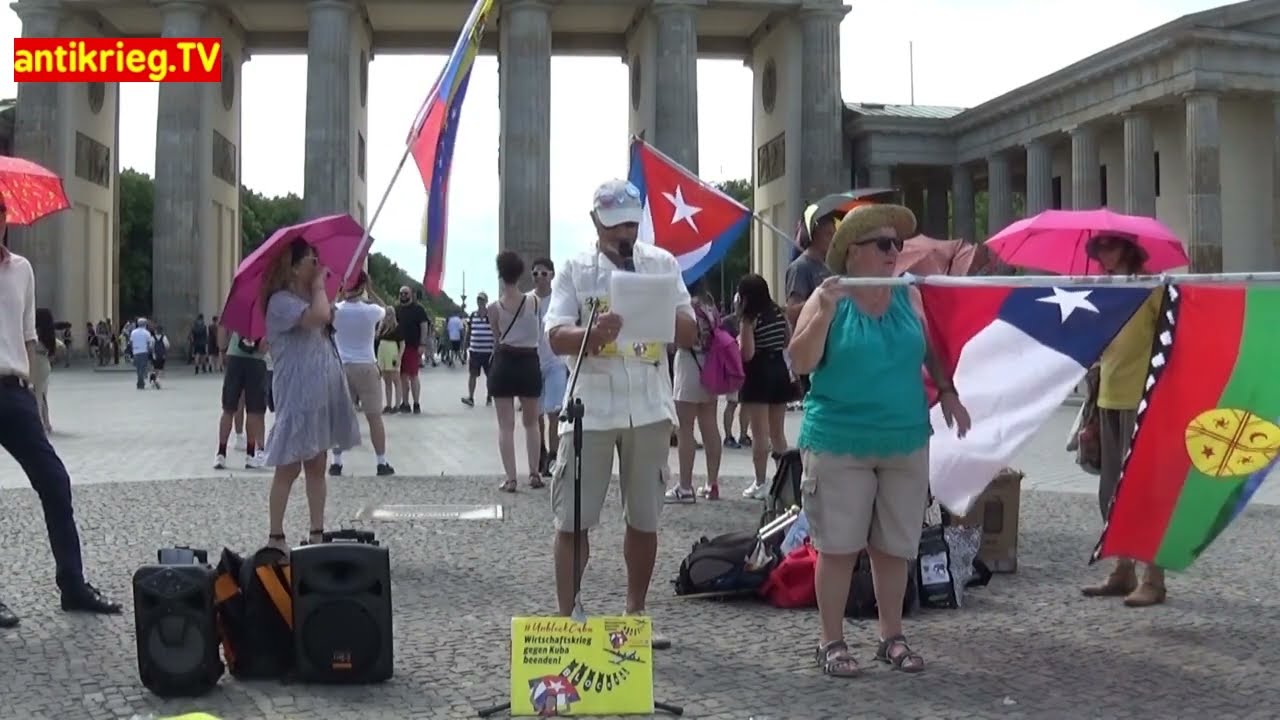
{"left": 478, "top": 266, "right": 682, "bottom": 718}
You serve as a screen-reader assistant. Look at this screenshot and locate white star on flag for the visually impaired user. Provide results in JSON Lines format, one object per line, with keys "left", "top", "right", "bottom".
{"left": 1036, "top": 287, "right": 1100, "bottom": 322}
{"left": 662, "top": 186, "right": 702, "bottom": 232}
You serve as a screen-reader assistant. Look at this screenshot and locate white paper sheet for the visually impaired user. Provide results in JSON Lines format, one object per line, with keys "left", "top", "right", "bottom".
{"left": 608, "top": 271, "right": 677, "bottom": 344}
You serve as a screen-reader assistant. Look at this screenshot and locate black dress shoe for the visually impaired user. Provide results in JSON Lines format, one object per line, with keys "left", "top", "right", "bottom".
{"left": 60, "top": 583, "right": 122, "bottom": 615}
{"left": 0, "top": 600, "right": 19, "bottom": 628}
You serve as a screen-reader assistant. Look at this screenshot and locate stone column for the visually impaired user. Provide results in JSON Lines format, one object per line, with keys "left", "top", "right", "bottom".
{"left": 925, "top": 174, "right": 950, "bottom": 237}
{"left": 951, "top": 164, "right": 975, "bottom": 241}
{"left": 650, "top": 0, "right": 699, "bottom": 171}
{"left": 1185, "top": 91, "right": 1223, "bottom": 271}
{"left": 1122, "top": 110, "right": 1156, "bottom": 217}
{"left": 903, "top": 182, "right": 925, "bottom": 229}
{"left": 498, "top": 0, "right": 552, "bottom": 273}
{"left": 303, "top": 0, "right": 357, "bottom": 218}
{"left": 1070, "top": 125, "right": 1101, "bottom": 209}
{"left": 797, "top": 6, "right": 846, "bottom": 201}
{"left": 986, "top": 153, "right": 1013, "bottom": 236}
{"left": 866, "top": 164, "right": 892, "bottom": 188}
{"left": 152, "top": 0, "right": 207, "bottom": 338}
{"left": 1025, "top": 138, "right": 1054, "bottom": 215}
{"left": 10, "top": 1, "right": 67, "bottom": 311}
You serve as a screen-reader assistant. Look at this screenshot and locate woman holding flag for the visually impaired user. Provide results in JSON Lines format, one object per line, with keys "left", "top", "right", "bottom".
{"left": 789, "top": 203, "right": 970, "bottom": 677}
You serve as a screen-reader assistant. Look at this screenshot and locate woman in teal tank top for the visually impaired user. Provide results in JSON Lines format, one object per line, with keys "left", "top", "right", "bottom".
{"left": 789, "top": 203, "right": 971, "bottom": 678}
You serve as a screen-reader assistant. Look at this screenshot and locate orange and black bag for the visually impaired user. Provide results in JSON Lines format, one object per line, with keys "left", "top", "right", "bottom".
{"left": 213, "top": 547, "right": 295, "bottom": 679}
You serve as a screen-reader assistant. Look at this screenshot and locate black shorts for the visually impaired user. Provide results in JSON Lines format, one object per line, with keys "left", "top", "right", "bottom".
{"left": 488, "top": 346, "right": 542, "bottom": 399}
{"left": 739, "top": 350, "right": 798, "bottom": 405}
{"left": 450, "top": 339, "right": 462, "bottom": 353}
{"left": 191, "top": 342, "right": 207, "bottom": 356}
{"left": 221, "top": 355, "right": 268, "bottom": 414}
{"left": 152, "top": 359, "right": 167, "bottom": 370}
{"left": 469, "top": 350, "right": 492, "bottom": 376}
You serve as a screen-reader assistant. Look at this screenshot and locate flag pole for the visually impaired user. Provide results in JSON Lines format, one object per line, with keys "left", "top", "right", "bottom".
{"left": 836, "top": 271, "right": 1280, "bottom": 288}
{"left": 339, "top": 135, "right": 415, "bottom": 289}
{"left": 749, "top": 211, "right": 794, "bottom": 244}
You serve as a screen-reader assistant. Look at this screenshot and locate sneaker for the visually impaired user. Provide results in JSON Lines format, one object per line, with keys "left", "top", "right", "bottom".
{"left": 213, "top": 453, "right": 226, "bottom": 470}
{"left": 696, "top": 484, "right": 720, "bottom": 500}
{"left": 328, "top": 463, "right": 342, "bottom": 477}
{"left": 485, "top": 396, "right": 493, "bottom": 407}
{"left": 233, "top": 434, "right": 246, "bottom": 451}
{"left": 743, "top": 482, "right": 769, "bottom": 500}
{"left": 664, "top": 486, "right": 696, "bottom": 505}
{"left": 398, "top": 402, "right": 411, "bottom": 413}
{"left": 723, "top": 437, "right": 741, "bottom": 449}
{"left": 461, "top": 397, "right": 475, "bottom": 407}
{"left": 412, "top": 403, "right": 421, "bottom": 415}
{"left": 245, "top": 451, "right": 267, "bottom": 470}
{"left": 376, "top": 462, "right": 396, "bottom": 476}
{"left": 739, "top": 435, "right": 752, "bottom": 448}
{"left": 383, "top": 405, "right": 396, "bottom": 414}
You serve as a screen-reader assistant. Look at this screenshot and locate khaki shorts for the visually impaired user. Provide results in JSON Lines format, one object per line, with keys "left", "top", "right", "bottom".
{"left": 550, "top": 420, "right": 671, "bottom": 534}
{"left": 344, "top": 363, "right": 383, "bottom": 411}
{"left": 801, "top": 447, "right": 930, "bottom": 559}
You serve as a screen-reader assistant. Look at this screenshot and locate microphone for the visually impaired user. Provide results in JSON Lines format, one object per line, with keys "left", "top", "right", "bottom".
{"left": 618, "top": 240, "right": 635, "bottom": 272}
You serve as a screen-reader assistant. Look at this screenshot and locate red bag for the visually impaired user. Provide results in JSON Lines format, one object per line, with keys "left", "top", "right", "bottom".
{"left": 759, "top": 541, "right": 818, "bottom": 608}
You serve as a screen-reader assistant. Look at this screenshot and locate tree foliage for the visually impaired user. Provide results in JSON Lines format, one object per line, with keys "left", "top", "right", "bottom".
{"left": 706, "top": 178, "right": 752, "bottom": 306}
{"left": 117, "top": 172, "right": 462, "bottom": 320}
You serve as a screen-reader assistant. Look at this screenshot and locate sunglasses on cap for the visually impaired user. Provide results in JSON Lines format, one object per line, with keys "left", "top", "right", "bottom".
{"left": 595, "top": 183, "right": 642, "bottom": 208}
{"left": 854, "top": 235, "right": 904, "bottom": 253}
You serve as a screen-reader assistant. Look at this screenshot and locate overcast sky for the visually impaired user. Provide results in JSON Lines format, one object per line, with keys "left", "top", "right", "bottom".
{"left": 0, "top": 0, "right": 1223, "bottom": 301}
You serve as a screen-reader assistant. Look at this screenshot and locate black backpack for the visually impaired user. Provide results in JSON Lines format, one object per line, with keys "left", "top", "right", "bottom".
{"left": 845, "top": 551, "right": 917, "bottom": 619}
{"left": 760, "top": 449, "right": 803, "bottom": 527}
{"left": 673, "top": 531, "right": 773, "bottom": 596}
{"left": 151, "top": 335, "right": 167, "bottom": 361}
{"left": 214, "top": 547, "right": 295, "bottom": 679}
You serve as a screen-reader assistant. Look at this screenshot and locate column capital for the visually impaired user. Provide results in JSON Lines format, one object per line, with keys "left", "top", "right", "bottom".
{"left": 650, "top": 0, "right": 705, "bottom": 15}
{"left": 1119, "top": 107, "right": 1150, "bottom": 120}
{"left": 11, "top": 0, "right": 66, "bottom": 21}
{"left": 1024, "top": 136, "right": 1052, "bottom": 150}
{"left": 152, "top": 0, "right": 209, "bottom": 13}
{"left": 796, "top": 2, "right": 851, "bottom": 20}
{"left": 306, "top": 0, "right": 355, "bottom": 15}
{"left": 986, "top": 150, "right": 1011, "bottom": 164}
{"left": 1066, "top": 123, "right": 1098, "bottom": 138}
{"left": 503, "top": 0, "right": 553, "bottom": 13}
{"left": 1182, "top": 88, "right": 1221, "bottom": 101}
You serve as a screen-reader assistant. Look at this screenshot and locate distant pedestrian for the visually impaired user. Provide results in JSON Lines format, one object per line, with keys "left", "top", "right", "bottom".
{"left": 394, "top": 286, "right": 431, "bottom": 414}
{"left": 488, "top": 252, "right": 544, "bottom": 492}
{"left": 330, "top": 271, "right": 396, "bottom": 477}
{"left": 462, "top": 292, "right": 494, "bottom": 407}
{"left": 128, "top": 318, "right": 153, "bottom": 390}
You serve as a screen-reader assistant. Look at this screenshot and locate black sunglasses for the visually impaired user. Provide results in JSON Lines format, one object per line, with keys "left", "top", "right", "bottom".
{"left": 531, "top": 269, "right": 551, "bottom": 277}
{"left": 854, "top": 236, "right": 903, "bottom": 253}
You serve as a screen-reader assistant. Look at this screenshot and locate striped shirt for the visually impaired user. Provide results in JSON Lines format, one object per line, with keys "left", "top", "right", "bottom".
{"left": 751, "top": 305, "right": 789, "bottom": 352}
{"left": 468, "top": 310, "right": 494, "bottom": 353}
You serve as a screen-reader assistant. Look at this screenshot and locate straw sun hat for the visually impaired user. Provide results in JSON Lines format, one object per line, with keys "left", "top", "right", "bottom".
{"left": 826, "top": 203, "right": 918, "bottom": 273}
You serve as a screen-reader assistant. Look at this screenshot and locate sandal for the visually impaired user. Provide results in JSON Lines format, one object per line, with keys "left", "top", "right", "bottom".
{"left": 306, "top": 528, "right": 325, "bottom": 546}
{"left": 498, "top": 478, "right": 518, "bottom": 493}
{"left": 875, "top": 634, "right": 925, "bottom": 673}
{"left": 267, "top": 533, "right": 288, "bottom": 552}
{"left": 814, "top": 640, "right": 861, "bottom": 678}
{"left": 528, "top": 473, "right": 545, "bottom": 489}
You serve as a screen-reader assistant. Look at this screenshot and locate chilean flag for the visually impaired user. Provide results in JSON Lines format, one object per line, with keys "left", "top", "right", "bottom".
{"left": 628, "top": 138, "right": 751, "bottom": 284}
{"left": 920, "top": 282, "right": 1151, "bottom": 513}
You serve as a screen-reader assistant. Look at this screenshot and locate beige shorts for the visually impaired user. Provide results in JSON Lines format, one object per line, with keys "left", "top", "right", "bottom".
{"left": 801, "top": 447, "right": 930, "bottom": 559}
{"left": 550, "top": 420, "right": 671, "bottom": 534}
{"left": 344, "top": 363, "right": 383, "bottom": 411}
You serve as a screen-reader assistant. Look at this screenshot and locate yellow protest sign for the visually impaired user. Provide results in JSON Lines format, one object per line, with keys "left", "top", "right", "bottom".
{"left": 510, "top": 616, "right": 654, "bottom": 716}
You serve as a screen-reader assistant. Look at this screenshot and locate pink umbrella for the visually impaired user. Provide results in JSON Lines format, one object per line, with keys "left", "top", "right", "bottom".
{"left": 220, "top": 213, "right": 372, "bottom": 339}
{"left": 0, "top": 156, "right": 71, "bottom": 225}
{"left": 896, "top": 235, "right": 979, "bottom": 276}
{"left": 986, "top": 209, "right": 1188, "bottom": 275}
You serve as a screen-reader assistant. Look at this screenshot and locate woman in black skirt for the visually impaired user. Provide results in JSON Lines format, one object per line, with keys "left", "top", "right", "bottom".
{"left": 487, "top": 251, "right": 546, "bottom": 492}
{"left": 736, "top": 273, "right": 796, "bottom": 499}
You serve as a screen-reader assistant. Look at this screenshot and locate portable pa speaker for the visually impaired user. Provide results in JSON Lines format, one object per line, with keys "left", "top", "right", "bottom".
{"left": 133, "top": 563, "right": 223, "bottom": 697}
{"left": 290, "top": 530, "right": 393, "bottom": 683}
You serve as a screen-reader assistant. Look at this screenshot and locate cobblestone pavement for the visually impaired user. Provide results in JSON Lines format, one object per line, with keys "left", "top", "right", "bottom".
{"left": 3, "top": 366, "right": 1280, "bottom": 719}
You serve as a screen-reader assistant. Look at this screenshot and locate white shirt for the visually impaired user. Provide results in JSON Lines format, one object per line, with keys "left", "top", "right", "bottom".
{"left": 0, "top": 252, "right": 36, "bottom": 379}
{"left": 129, "top": 326, "right": 153, "bottom": 355}
{"left": 534, "top": 289, "right": 565, "bottom": 371}
{"left": 446, "top": 315, "right": 464, "bottom": 341}
{"left": 333, "top": 299, "right": 389, "bottom": 364}
{"left": 544, "top": 241, "right": 694, "bottom": 432}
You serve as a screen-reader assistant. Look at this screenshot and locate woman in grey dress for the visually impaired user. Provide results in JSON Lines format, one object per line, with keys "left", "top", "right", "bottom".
{"left": 261, "top": 238, "right": 361, "bottom": 550}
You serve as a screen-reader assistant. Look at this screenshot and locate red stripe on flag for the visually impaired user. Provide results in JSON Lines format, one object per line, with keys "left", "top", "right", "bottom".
{"left": 409, "top": 100, "right": 448, "bottom": 190}
{"left": 1099, "top": 288, "right": 1246, "bottom": 562}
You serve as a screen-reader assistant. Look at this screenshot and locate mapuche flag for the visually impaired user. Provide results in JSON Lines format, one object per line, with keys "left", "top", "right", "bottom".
{"left": 408, "top": 0, "right": 495, "bottom": 295}
{"left": 1094, "top": 285, "right": 1280, "bottom": 571}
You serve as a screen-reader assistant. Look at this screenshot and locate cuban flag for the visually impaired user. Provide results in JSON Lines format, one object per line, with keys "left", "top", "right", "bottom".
{"left": 628, "top": 138, "right": 751, "bottom": 284}
{"left": 408, "top": 0, "right": 495, "bottom": 295}
{"left": 920, "top": 282, "right": 1153, "bottom": 513}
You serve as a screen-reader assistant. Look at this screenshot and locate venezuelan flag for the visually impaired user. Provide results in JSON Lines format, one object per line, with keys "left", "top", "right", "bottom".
{"left": 408, "top": 0, "right": 495, "bottom": 295}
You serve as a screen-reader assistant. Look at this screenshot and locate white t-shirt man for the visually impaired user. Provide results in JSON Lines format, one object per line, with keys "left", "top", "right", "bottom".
{"left": 333, "top": 299, "right": 390, "bottom": 365}
{"left": 446, "top": 315, "right": 464, "bottom": 342}
{"left": 129, "top": 324, "right": 153, "bottom": 356}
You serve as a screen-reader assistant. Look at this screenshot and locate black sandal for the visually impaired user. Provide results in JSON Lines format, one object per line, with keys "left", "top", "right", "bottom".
{"left": 875, "top": 634, "right": 925, "bottom": 673}
{"left": 815, "top": 640, "right": 861, "bottom": 678}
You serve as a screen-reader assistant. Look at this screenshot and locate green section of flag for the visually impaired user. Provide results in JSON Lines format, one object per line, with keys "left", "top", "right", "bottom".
{"left": 1156, "top": 288, "right": 1280, "bottom": 569}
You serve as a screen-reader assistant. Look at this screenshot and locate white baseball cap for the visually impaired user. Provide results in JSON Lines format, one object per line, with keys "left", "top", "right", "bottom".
{"left": 592, "top": 179, "right": 643, "bottom": 228}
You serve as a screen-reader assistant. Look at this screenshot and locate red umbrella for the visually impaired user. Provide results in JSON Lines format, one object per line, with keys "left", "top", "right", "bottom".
{"left": 0, "top": 156, "right": 71, "bottom": 225}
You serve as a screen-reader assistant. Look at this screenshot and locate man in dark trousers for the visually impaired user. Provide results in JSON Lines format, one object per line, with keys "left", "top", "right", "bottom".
{"left": 0, "top": 211, "right": 121, "bottom": 628}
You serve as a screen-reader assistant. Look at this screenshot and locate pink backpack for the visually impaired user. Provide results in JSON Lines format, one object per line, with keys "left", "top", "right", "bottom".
{"left": 696, "top": 307, "right": 745, "bottom": 395}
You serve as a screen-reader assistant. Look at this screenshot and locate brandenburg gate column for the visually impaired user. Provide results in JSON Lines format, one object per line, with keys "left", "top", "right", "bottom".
{"left": 153, "top": 1, "right": 246, "bottom": 345}
{"left": 303, "top": 0, "right": 372, "bottom": 222}
{"left": 650, "top": 1, "right": 700, "bottom": 170}
{"left": 498, "top": 0, "right": 552, "bottom": 271}
{"left": 1184, "top": 90, "right": 1223, "bottom": 272}
{"left": 797, "top": 5, "right": 846, "bottom": 203}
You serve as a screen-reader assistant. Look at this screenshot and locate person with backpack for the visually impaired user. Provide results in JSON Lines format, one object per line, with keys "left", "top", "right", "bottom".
{"left": 667, "top": 278, "right": 732, "bottom": 502}
{"left": 148, "top": 324, "right": 170, "bottom": 389}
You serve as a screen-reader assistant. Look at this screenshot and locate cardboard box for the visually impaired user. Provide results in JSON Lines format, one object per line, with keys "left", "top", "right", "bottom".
{"left": 948, "top": 469, "right": 1022, "bottom": 573}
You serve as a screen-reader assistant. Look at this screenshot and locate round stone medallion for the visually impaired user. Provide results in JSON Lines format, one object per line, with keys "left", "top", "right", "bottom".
{"left": 761, "top": 58, "right": 777, "bottom": 115}
{"left": 87, "top": 82, "right": 105, "bottom": 114}
{"left": 360, "top": 50, "right": 369, "bottom": 108}
{"left": 630, "top": 55, "right": 641, "bottom": 111}
{"left": 221, "top": 54, "right": 236, "bottom": 111}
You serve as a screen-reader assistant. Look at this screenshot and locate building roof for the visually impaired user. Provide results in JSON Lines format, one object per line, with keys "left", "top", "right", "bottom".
{"left": 844, "top": 102, "right": 966, "bottom": 120}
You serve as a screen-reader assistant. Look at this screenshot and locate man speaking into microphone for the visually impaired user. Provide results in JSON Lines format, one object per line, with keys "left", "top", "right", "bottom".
{"left": 544, "top": 179, "right": 697, "bottom": 648}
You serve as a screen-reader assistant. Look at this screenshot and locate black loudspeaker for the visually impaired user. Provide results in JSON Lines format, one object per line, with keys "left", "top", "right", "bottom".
{"left": 133, "top": 563, "right": 224, "bottom": 697}
{"left": 290, "top": 530, "right": 393, "bottom": 683}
